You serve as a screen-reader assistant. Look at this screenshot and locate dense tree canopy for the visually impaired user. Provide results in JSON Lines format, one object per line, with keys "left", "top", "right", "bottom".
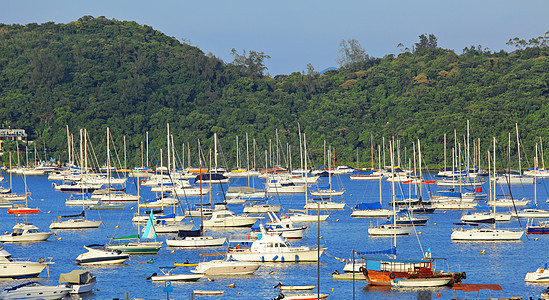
{"left": 1, "top": 17, "right": 549, "bottom": 171}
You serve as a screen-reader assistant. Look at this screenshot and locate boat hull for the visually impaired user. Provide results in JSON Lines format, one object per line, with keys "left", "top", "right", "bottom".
{"left": 166, "top": 236, "right": 227, "bottom": 247}
{"left": 192, "top": 260, "right": 261, "bottom": 275}
{"left": 451, "top": 228, "right": 524, "bottom": 241}
{"left": 227, "top": 248, "right": 326, "bottom": 262}
{"left": 49, "top": 219, "right": 102, "bottom": 229}
{"left": 150, "top": 274, "right": 203, "bottom": 281}
{"left": 0, "top": 263, "right": 47, "bottom": 279}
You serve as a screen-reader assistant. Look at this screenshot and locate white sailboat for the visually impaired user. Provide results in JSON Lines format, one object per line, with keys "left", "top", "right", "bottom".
{"left": 451, "top": 138, "right": 524, "bottom": 241}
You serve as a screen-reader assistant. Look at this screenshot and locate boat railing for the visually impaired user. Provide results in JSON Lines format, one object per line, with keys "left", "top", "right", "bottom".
{"left": 11, "top": 256, "right": 54, "bottom": 264}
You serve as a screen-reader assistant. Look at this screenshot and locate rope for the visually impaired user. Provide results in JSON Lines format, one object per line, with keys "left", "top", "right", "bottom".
{"left": 324, "top": 251, "right": 346, "bottom": 262}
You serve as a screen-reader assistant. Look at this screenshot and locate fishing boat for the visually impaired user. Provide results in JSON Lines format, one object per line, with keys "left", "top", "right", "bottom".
{"left": 75, "top": 244, "right": 129, "bottom": 265}
{"left": 227, "top": 224, "right": 325, "bottom": 262}
{"left": 0, "top": 282, "right": 71, "bottom": 300}
{"left": 0, "top": 223, "right": 53, "bottom": 242}
{"left": 147, "top": 267, "right": 203, "bottom": 281}
{"left": 58, "top": 270, "right": 97, "bottom": 294}
{"left": 0, "top": 244, "right": 52, "bottom": 278}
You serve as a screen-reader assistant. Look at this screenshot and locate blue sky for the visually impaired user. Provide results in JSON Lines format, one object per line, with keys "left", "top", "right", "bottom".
{"left": 3, "top": 0, "right": 549, "bottom": 75}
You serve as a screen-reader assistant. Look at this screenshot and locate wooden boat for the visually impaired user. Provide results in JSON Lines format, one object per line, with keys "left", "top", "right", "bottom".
{"left": 193, "top": 290, "right": 224, "bottom": 295}
{"left": 273, "top": 293, "right": 328, "bottom": 300}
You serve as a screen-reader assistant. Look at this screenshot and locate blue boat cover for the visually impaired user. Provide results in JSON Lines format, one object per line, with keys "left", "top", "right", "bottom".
{"left": 356, "top": 246, "right": 396, "bottom": 256}
{"left": 354, "top": 202, "right": 382, "bottom": 210}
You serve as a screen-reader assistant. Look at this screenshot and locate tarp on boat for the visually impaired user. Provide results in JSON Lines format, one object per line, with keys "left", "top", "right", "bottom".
{"left": 356, "top": 246, "right": 396, "bottom": 256}
{"left": 59, "top": 270, "right": 95, "bottom": 284}
{"left": 60, "top": 210, "right": 85, "bottom": 218}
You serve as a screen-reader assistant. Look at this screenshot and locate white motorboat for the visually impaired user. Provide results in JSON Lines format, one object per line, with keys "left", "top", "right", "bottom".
{"left": 75, "top": 244, "right": 130, "bottom": 265}
{"left": 227, "top": 225, "right": 325, "bottom": 262}
{"left": 49, "top": 211, "right": 102, "bottom": 229}
{"left": 263, "top": 212, "right": 308, "bottom": 239}
{"left": 203, "top": 209, "right": 261, "bottom": 228}
{"left": 0, "top": 245, "right": 51, "bottom": 278}
{"left": 391, "top": 277, "right": 453, "bottom": 287}
{"left": 59, "top": 270, "right": 96, "bottom": 294}
{"left": 0, "top": 223, "right": 53, "bottom": 242}
{"left": 184, "top": 207, "right": 213, "bottom": 218}
{"left": 0, "top": 282, "right": 71, "bottom": 300}
{"left": 192, "top": 258, "right": 261, "bottom": 275}
{"left": 525, "top": 262, "right": 549, "bottom": 283}
{"left": 147, "top": 267, "right": 203, "bottom": 281}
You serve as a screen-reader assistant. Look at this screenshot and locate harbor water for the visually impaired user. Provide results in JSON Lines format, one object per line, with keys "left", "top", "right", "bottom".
{"left": 0, "top": 172, "right": 546, "bottom": 299}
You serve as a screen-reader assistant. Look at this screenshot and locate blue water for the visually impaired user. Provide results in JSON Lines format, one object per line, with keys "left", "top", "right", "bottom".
{"left": 0, "top": 173, "right": 547, "bottom": 299}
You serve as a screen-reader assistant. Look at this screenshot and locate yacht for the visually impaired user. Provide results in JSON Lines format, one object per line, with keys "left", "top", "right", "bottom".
{"left": 75, "top": 244, "right": 129, "bottom": 265}
{"left": 0, "top": 245, "right": 52, "bottom": 278}
{"left": 0, "top": 223, "right": 53, "bottom": 242}
{"left": 0, "top": 282, "right": 71, "bottom": 300}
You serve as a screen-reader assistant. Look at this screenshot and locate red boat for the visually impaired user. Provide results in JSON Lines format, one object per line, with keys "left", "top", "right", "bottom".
{"left": 361, "top": 257, "right": 465, "bottom": 286}
{"left": 7, "top": 207, "right": 40, "bottom": 215}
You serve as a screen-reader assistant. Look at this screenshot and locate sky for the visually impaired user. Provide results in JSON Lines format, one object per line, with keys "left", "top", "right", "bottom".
{"left": 3, "top": 0, "right": 549, "bottom": 76}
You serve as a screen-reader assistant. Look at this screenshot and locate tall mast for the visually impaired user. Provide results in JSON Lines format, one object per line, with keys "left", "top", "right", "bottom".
{"left": 298, "top": 123, "right": 303, "bottom": 171}
{"left": 167, "top": 123, "right": 171, "bottom": 174}
{"left": 516, "top": 123, "right": 522, "bottom": 174}
{"left": 66, "top": 125, "right": 72, "bottom": 166}
{"left": 146, "top": 131, "right": 149, "bottom": 169}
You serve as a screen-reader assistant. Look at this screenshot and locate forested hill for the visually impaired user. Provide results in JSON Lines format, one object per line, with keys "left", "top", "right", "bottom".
{"left": 1, "top": 16, "right": 549, "bottom": 168}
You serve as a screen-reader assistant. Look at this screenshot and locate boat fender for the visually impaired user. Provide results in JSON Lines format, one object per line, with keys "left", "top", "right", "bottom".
{"left": 281, "top": 256, "right": 285, "bottom": 262}
{"left": 360, "top": 267, "right": 368, "bottom": 277}
{"left": 295, "top": 255, "right": 299, "bottom": 262}
{"left": 262, "top": 256, "right": 265, "bottom": 262}
{"left": 389, "top": 272, "right": 396, "bottom": 279}
{"left": 272, "top": 255, "right": 279, "bottom": 261}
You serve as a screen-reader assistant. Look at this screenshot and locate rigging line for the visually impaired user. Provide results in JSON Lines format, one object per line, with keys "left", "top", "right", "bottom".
{"left": 505, "top": 140, "right": 526, "bottom": 235}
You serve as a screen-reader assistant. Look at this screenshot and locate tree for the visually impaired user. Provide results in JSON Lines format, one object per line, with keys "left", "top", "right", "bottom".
{"left": 336, "top": 39, "right": 369, "bottom": 71}
{"left": 414, "top": 34, "right": 438, "bottom": 52}
{"left": 230, "top": 48, "right": 271, "bottom": 78}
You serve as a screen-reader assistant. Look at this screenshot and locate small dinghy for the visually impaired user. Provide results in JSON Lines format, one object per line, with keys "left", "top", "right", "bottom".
{"left": 274, "top": 282, "right": 315, "bottom": 291}
{"left": 193, "top": 290, "right": 224, "bottom": 295}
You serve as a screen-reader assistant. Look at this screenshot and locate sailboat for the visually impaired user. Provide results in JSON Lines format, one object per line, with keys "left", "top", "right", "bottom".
{"left": 50, "top": 129, "right": 102, "bottom": 229}
{"left": 362, "top": 140, "right": 466, "bottom": 286}
{"left": 287, "top": 134, "right": 329, "bottom": 222}
{"left": 107, "top": 211, "right": 162, "bottom": 254}
{"left": 513, "top": 143, "right": 549, "bottom": 219}
{"left": 352, "top": 145, "right": 393, "bottom": 218}
{"left": 166, "top": 157, "right": 227, "bottom": 248}
{"left": 451, "top": 137, "right": 524, "bottom": 241}
{"left": 7, "top": 170, "right": 39, "bottom": 215}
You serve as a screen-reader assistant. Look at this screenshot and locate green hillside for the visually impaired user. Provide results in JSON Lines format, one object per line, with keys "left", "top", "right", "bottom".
{"left": 1, "top": 16, "right": 548, "bottom": 169}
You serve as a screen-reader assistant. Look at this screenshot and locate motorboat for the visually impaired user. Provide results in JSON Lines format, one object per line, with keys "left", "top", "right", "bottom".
{"left": 75, "top": 244, "right": 129, "bottom": 265}
{"left": 226, "top": 225, "right": 325, "bottom": 262}
{"left": 203, "top": 209, "right": 261, "bottom": 228}
{"left": 147, "top": 267, "right": 203, "bottom": 281}
{"left": 49, "top": 210, "right": 102, "bottom": 229}
{"left": 192, "top": 257, "right": 261, "bottom": 275}
{"left": 0, "top": 223, "right": 53, "bottom": 242}
{"left": 525, "top": 262, "right": 549, "bottom": 282}
{"left": 261, "top": 212, "right": 308, "bottom": 239}
{"left": 59, "top": 270, "right": 97, "bottom": 294}
{"left": 0, "top": 244, "right": 52, "bottom": 278}
{"left": 0, "top": 282, "right": 71, "bottom": 300}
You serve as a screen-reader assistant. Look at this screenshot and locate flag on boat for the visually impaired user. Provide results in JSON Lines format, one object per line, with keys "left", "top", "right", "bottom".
{"left": 141, "top": 211, "right": 157, "bottom": 239}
